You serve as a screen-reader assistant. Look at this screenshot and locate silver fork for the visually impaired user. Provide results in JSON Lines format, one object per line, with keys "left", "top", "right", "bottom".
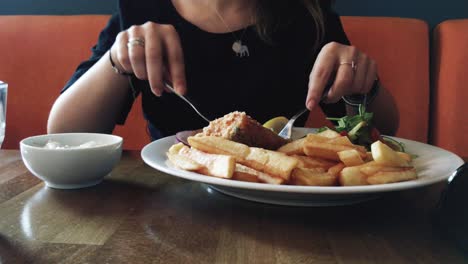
{"left": 164, "top": 83, "right": 211, "bottom": 123}
{"left": 278, "top": 81, "right": 334, "bottom": 139}
{"left": 278, "top": 108, "right": 308, "bottom": 139}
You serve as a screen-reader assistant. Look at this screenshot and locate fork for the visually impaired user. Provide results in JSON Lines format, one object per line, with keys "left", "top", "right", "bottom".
{"left": 164, "top": 83, "right": 211, "bottom": 123}
{"left": 277, "top": 81, "right": 333, "bottom": 139}
{"left": 278, "top": 108, "right": 308, "bottom": 139}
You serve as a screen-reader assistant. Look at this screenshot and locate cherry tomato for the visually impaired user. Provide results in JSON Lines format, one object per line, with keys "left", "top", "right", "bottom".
{"left": 340, "top": 131, "right": 348, "bottom": 137}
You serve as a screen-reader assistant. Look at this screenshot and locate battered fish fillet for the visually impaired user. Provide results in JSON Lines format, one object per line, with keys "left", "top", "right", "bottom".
{"left": 198, "top": 111, "right": 287, "bottom": 150}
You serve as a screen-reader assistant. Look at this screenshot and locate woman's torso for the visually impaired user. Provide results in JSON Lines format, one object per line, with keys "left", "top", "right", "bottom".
{"left": 119, "top": 0, "right": 330, "bottom": 138}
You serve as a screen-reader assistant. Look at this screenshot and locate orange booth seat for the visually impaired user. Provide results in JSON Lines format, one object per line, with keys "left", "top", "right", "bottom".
{"left": 432, "top": 19, "right": 468, "bottom": 157}
{"left": 341, "top": 16, "right": 430, "bottom": 142}
{"left": 0, "top": 15, "right": 148, "bottom": 150}
{"left": 0, "top": 14, "right": 458, "bottom": 155}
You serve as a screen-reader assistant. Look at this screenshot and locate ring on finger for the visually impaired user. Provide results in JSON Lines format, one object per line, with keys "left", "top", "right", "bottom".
{"left": 340, "top": 61, "right": 357, "bottom": 72}
{"left": 127, "top": 37, "right": 145, "bottom": 48}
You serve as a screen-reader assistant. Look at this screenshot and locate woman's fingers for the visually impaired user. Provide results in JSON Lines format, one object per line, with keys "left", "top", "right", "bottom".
{"left": 327, "top": 45, "right": 359, "bottom": 101}
{"left": 162, "top": 25, "right": 186, "bottom": 95}
{"left": 143, "top": 23, "right": 165, "bottom": 96}
{"left": 127, "top": 26, "right": 148, "bottom": 80}
{"left": 114, "top": 31, "right": 131, "bottom": 73}
{"left": 307, "top": 42, "right": 379, "bottom": 108}
{"left": 326, "top": 61, "right": 355, "bottom": 103}
{"left": 306, "top": 43, "right": 338, "bottom": 110}
{"left": 351, "top": 53, "right": 369, "bottom": 94}
{"left": 111, "top": 22, "right": 186, "bottom": 97}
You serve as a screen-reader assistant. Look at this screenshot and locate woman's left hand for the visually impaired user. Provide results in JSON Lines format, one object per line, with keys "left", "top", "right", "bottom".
{"left": 306, "top": 42, "right": 378, "bottom": 110}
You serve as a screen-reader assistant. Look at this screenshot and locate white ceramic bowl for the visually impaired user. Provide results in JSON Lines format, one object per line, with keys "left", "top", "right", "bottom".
{"left": 20, "top": 133, "right": 123, "bottom": 189}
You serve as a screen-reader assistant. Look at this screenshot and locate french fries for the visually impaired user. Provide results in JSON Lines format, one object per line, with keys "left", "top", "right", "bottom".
{"left": 188, "top": 136, "right": 297, "bottom": 181}
{"left": 329, "top": 136, "right": 367, "bottom": 153}
{"left": 290, "top": 161, "right": 346, "bottom": 186}
{"left": 303, "top": 134, "right": 367, "bottom": 161}
{"left": 168, "top": 143, "right": 235, "bottom": 179}
{"left": 338, "top": 159, "right": 417, "bottom": 186}
{"left": 304, "top": 141, "right": 357, "bottom": 161}
{"left": 167, "top": 153, "right": 203, "bottom": 171}
{"left": 339, "top": 166, "right": 368, "bottom": 186}
{"left": 367, "top": 168, "right": 417, "bottom": 185}
{"left": 291, "top": 168, "right": 337, "bottom": 186}
{"left": 337, "top": 149, "right": 365, "bottom": 167}
{"left": 328, "top": 163, "right": 346, "bottom": 177}
{"left": 233, "top": 164, "right": 284, "bottom": 184}
{"left": 244, "top": 147, "right": 298, "bottom": 181}
{"left": 167, "top": 132, "right": 418, "bottom": 187}
{"left": 292, "top": 155, "right": 336, "bottom": 170}
{"left": 371, "top": 140, "right": 409, "bottom": 167}
{"left": 188, "top": 136, "right": 250, "bottom": 159}
{"left": 277, "top": 137, "right": 307, "bottom": 155}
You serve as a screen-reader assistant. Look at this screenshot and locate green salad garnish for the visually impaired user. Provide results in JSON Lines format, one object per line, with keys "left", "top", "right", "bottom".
{"left": 318, "top": 104, "right": 406, "bottom": 152}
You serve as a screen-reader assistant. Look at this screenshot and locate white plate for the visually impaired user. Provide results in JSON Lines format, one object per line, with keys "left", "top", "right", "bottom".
{"left": 141, "top": 128, "right": 464, "bottom": 206}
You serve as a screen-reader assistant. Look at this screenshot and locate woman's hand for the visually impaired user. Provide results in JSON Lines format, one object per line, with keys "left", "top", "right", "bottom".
{"left": 306, "top": 42, "right": 378, "bottom": 110}
{"left": 111, "top": 22, "right": 186, "bottom": 96}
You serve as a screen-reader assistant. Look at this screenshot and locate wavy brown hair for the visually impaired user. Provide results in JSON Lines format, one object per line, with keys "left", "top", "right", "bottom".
{"left": 255, "top": 0, "right": 328, "bottom": 50}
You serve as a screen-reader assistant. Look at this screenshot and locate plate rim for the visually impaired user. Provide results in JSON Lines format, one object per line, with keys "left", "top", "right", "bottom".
{"left": 141, "top": 130, "right": 464, "bottom": 195}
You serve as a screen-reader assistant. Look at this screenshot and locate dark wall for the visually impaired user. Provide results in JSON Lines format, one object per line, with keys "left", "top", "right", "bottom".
{"left": 335, "top": 0, "right": 468, "bottom": 28}
{"left": 1, "top": 0, "right": 467, "bottom": 27}
{"left": 0, "top": 0, "right": 117, "bottom": 15}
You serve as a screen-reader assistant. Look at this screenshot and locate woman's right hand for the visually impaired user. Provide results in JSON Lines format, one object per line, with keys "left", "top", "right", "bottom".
{"left": 111, "top": 22, "right": 186, "bottom": 96}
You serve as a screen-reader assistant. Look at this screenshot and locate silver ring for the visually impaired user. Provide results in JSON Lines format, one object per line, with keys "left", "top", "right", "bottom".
{"left": 340, "top": 61, "right": 357, "bottom": 72}
{"left": 127, "top": 38, "right": 145, "bottom": 48}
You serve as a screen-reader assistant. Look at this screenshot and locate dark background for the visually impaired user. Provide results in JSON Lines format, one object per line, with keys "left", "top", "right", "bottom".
{"left": 0, "top": 0, "right": 467, "bottom": 28}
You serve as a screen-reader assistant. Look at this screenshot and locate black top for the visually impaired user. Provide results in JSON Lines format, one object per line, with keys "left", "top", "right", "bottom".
{"left": 63, "top": 0, "right": 350, "bottom": 139}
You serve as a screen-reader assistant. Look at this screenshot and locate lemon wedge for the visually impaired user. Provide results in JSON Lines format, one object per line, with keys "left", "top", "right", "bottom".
{"left": 263, "top": 116, "right": 289, "bottom": 134}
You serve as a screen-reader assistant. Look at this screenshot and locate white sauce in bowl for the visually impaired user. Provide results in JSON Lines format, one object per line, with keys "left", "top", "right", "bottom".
{"left": 43, "top": 140, "right": 102, "bottom": 149}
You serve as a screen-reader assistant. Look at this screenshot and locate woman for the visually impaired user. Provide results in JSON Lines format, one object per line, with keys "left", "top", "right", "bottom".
{"left": 47, "top": 0, "right": 399, "bottom": 140}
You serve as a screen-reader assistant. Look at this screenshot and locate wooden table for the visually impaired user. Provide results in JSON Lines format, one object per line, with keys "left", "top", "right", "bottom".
{"left": 0, "top": 150, "right": 466, "bottom": 263}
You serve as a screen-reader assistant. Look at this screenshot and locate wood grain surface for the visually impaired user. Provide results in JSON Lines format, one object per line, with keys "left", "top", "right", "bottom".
{"left": 0, "top": 150, "right": 466, "bottom": 264}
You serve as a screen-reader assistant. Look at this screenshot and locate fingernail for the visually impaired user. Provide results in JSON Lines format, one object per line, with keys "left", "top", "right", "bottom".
{"left": 306, "top": 99, "right": 315, "bottom": 110}
{"left": 152, "top": 88, "right": 162, "bottom": 97}
{"left": 175, "top": 83, "right": 186, "bottom": 95}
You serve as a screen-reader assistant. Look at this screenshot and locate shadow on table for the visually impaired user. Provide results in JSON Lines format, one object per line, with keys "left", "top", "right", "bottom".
{"left": 134, "top": 181, "right": 462, "bottom": 262}
{"left": 0, "top": 234, "right": 31, "bottom": 263}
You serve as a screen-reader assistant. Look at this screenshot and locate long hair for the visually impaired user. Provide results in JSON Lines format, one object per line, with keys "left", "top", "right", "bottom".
{"left": 255, "top": 0, "right": 327, "bottom": 50}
